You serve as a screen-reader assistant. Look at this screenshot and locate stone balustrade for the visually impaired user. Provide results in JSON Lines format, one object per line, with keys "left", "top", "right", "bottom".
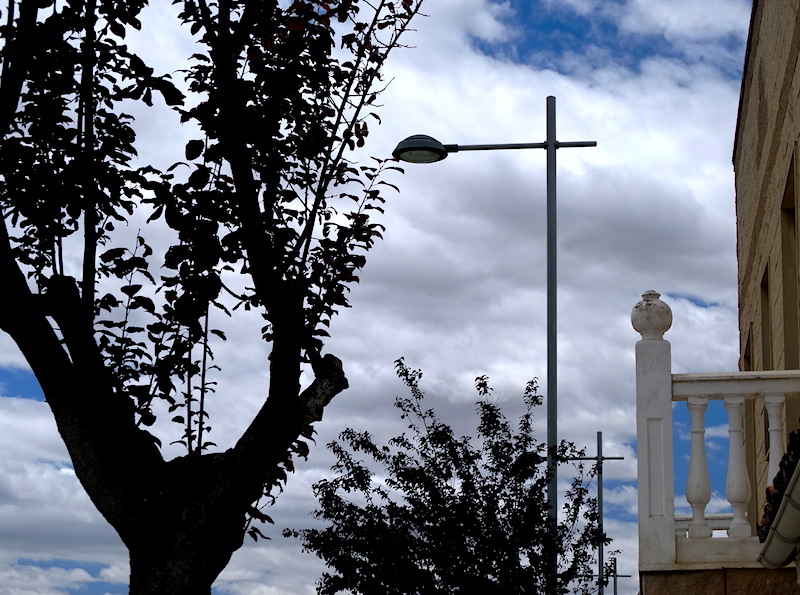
{"left": 632, "top": 291, "right": 800, "bottom": 571}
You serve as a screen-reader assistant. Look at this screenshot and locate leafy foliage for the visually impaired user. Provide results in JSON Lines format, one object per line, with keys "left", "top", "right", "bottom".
{"left": 0, "top": 0, "right": 424, "bottom": 590}
{"left": 3, "top": 0, "right": 419, "bottom": 449}
{"left": 287, "top": 359, "right": 609, "bottom": 595}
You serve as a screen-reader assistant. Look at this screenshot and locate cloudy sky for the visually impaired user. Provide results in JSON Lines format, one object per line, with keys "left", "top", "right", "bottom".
{"left": 0, "top": 0, "right": 753, "bottom": 594}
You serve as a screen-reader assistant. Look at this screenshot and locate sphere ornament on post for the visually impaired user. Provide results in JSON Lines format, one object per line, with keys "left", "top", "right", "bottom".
{"left": 631, "top": 290, "right": 672, "bottom": 341}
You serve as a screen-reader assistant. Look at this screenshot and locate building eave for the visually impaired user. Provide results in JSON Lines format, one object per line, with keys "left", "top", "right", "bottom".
{"left": 732, "top": 0, "right": 761, "bottom": 170}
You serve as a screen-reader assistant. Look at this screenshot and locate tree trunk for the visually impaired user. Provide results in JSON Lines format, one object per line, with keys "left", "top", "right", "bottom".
{"left": 129, "top": 553, "right": 216, "bottom": 595}
{"left": 128, "top": 544, "right": 232, "bottom": 595}
{"left": 125, "top": 454, "right": 248, "bottom": 595}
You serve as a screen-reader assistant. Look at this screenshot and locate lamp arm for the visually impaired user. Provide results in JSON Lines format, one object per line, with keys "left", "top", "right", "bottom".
{"left": 450, "top": 140, "right": 597, "bottom": 153}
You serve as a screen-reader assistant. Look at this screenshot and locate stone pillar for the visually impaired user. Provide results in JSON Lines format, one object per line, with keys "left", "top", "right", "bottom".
{"left": 725, "top": 396, "right": 752, "bottom": 537}
{"left": 765, "top": 394, "right": 786, "bottom": 486}
{"left": 632, "top": 290, "right": 676, "bottom": 568}
{"left": 686, "top": 396, "right": 711, "bottom": 537}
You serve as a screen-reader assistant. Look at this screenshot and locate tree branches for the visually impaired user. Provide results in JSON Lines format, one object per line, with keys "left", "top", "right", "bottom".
{"left": 0, "top": 1, "right": 426, "bottom": 587}
{"left": 288, "top": 359, "right": 609, "bottom": 595}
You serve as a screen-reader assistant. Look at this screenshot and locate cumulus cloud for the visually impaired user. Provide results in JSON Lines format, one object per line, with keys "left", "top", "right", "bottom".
{"left": 0, "top": 337, "right": 28, "bottom": 369}
{"left": 0, "top": 565, "right": 96, "bottom": 595}
{"left": 0, "top": 1, "right": 753, "bottom": 594}
{"left": 618, "top": 0, "right": 750, "bottom": 43}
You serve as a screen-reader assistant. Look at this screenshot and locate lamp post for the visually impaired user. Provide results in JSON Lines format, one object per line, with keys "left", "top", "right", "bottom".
{"left": 393, "top": 96, "right": 596, "bottom": 531}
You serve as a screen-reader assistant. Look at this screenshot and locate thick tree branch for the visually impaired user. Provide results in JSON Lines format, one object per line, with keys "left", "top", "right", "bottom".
{"left": 79, "top": 0, "right": 98, "bottom": 315}
{"left": 197, "top": 11, "right": 355, "bottom": 521}
{"left": 231, "top": 351, "right": 348, "bottom": 498}
{"left": 0, "top": 219, "right": 164, "bottom": 544}
{"left": 299, "top": 353, "right": 349, "bottom": 421}
{"left": 0, "top": 0, "right": 37, "bottom": 137}
{"left": 211, "top": 9, "right": 281, "bottom": 312}
{"left": 0, "top": 223, "right": 74, "bottom": 402}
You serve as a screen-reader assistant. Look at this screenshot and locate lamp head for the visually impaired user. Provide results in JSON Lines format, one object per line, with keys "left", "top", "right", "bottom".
{"left": 392, "top": 134, "right": 449, "bottom": 163}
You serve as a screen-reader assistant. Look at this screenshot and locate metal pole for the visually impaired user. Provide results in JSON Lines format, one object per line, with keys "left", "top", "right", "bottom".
{"left": 545, "top": 95, "right": 558, "bottom": 595}
{"left": 546, "top": 95, "right": 557, "bottom": 524}
{"left": 565, "top": 440, "right": 623, "bottom": 595}
{"left": 598, "top": 431, "right": 604, "bottom": 595}
{"left": 394, "top": 98, "right": 596, "bottom": 594}
{"left": 612, "top": 558, "right": 618, "bottom": 595}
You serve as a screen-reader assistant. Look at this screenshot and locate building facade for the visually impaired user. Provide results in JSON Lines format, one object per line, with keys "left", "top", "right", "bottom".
{"left": 634, "top": 1, "right": 800, "bottom": 592}
{"left": 734, "top": 0, "right": 800, "bottom": 523}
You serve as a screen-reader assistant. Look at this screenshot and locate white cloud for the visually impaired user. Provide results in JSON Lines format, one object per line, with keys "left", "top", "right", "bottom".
{"left": 0, "top": 564, "right": 95, "bottom": 595}
{"left": 0, "top": 398, "right": 127, "bottom": 588}
{"left": 545, "top": 0, "right": 750, "bottom": 44}
{"left": 0, "top": 398, "right": 70, "bottom": 467}
{"left": 541, "top": 0, "right": 749, "bottom": 73}
{"left": 675, "top": 492, "right": 733, "bottom": 515}
{"left": 706, "top": 423, "right": 731, "bottom": 439}
{"left": 619, "top": 0, "right": 750, "bottom": 43}
{"left": 0, "top": 337, "right": 28, "bottom": 370}
{"left": 0, "top": 1, "right": 754, "bottom": 594}
{"left": 605, "top": 484, "right": 639, "bottom": 517}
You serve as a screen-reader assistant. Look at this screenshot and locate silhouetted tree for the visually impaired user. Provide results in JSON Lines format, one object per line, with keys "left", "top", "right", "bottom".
{"left": 0, "top": 1, "right": 423, "bottom": 593}
{"left": 288, "top": 358, "right": 609, "bottom": 595}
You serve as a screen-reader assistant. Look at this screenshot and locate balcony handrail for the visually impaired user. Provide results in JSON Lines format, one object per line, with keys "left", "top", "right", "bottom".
{"left": 632, "top": 291, "right": 786, "bottom": 571}
{"left": 673, "top": 371, "right": 800, "bottom": 401}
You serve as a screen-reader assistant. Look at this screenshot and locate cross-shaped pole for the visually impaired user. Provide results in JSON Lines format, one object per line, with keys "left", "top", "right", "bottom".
{"left": 541, "top": 96, "right": 596, "bottom": 528}
{"left": 568, "top": 431, "right": 625, "bottom": 594}
{"left": 393, "top": 96, "right": 596, "bottom": 594}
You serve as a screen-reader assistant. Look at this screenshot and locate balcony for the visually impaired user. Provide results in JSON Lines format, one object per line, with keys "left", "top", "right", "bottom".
{"left": 632, "top": 291, "right": 800, "bottom": 575}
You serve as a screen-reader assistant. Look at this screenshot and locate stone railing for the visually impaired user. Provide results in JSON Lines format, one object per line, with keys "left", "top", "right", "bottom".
{"left": 632, "top": 291, "right": 800, "bottom": 571}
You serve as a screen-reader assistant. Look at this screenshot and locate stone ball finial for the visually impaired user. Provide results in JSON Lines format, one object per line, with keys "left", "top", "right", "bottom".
{"left": 631, "top": 290, "right": 672, "bottom": 341}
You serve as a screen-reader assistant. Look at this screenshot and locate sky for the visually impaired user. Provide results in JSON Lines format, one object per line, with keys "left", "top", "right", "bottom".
{"left": 0, "top": 1, "right": 753, "bottom": 594}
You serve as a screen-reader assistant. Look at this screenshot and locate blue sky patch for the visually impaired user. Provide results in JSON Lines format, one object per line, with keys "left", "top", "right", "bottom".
{"left": 0, "top": 367, "right": 44, "bottom": 401}
{"left": 672, "top": 399, "right": 730, "bottom": 503}
{"left": 665, "top": 292, "right": 722, "bottom": 309}
{"left": 470, "top": 0, "right": 744, "bottom": 80}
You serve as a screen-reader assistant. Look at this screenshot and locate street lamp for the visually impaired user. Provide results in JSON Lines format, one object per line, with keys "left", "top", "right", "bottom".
{"left": 393, "top": 96, "right": 596, "bottom": 531}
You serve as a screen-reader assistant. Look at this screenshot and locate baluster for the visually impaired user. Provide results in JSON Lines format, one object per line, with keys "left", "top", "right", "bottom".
{"left": 765, "top": 395, "right": 786, "bottom": 486}
{"left": 686, "top": 396, "right": 711, "bottom": 537}
{"left": 725, "top": 396, "right": 751, "bottom": 537}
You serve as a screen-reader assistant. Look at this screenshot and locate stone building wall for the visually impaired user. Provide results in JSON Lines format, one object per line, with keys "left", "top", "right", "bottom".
{"left": 734, "top": 0, "right": 800, "bottom": 522}
{"left": 641, "top": 568, "right": 799, "bottom": 595}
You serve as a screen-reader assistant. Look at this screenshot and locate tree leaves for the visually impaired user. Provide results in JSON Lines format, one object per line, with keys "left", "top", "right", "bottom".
{"left": 1, "top": 0, "right": 427, "bottom": 587}
{"left": 288, "top": 360, "right": 608, "bottom": 595}
{"left": 185, "top": 139, "right": 204, "bottom": 161}
{"left": 187, "top": 165, "right": 211, "bottom": 189}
